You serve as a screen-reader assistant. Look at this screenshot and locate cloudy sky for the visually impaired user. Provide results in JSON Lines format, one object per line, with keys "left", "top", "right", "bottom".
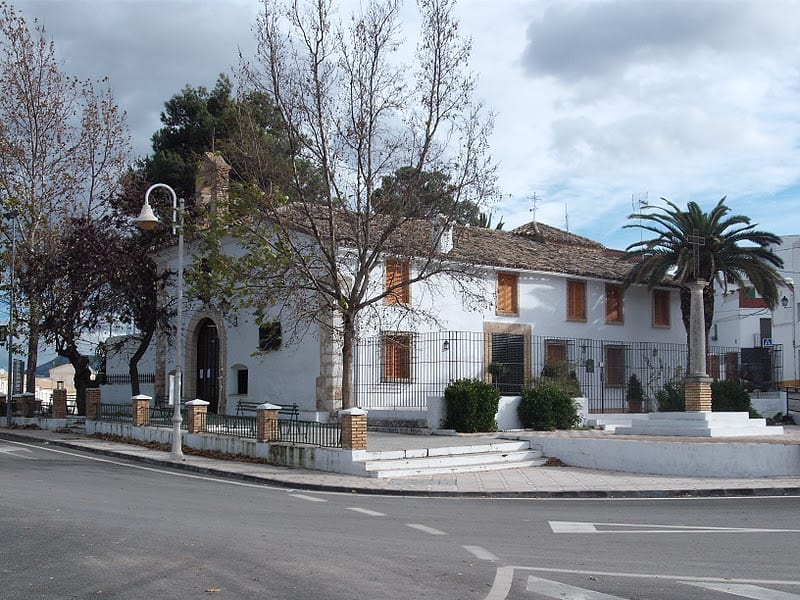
{"left": 12, "top": 0, "right": 800, "bottom": 250}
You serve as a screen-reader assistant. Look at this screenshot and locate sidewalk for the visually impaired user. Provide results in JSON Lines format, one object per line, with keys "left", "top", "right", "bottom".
{"left": 3, "top": 426, "right": 800, "bottom": 498}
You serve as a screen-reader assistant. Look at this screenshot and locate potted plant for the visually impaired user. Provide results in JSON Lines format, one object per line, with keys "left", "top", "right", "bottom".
{"left": 626, "top": 373, "right": 644, "bottom": 413}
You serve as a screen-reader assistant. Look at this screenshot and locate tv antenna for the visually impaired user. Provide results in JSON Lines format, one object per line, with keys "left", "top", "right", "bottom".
{"left": 631, "top": 192, "right": 649, "bottom": 241}
{"left": 528, "top": 193, "right": 541, "bottom": 233}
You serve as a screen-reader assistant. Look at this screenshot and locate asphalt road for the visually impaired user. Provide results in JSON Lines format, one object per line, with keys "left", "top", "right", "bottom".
{"left": 2, "top": 438, "right": 800, "bottom": 599}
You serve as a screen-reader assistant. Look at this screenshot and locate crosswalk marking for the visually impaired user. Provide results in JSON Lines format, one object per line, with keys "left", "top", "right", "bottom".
{"left": 347, "top": 507, "right": 385, "bottom": 517}
{"left": 681, "top": 581, "right": 800, "bottom": 599}
{"left": 406, "top": 523, "right": 446, "bottom": 536}
{"left": 526, "top": 575, "right": 625, "bottom": 599}
{"left": 463, "top": 545, "right": 498, "bottom": 562}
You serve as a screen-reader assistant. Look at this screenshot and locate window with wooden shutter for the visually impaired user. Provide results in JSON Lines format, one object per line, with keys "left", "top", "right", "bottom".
{"left": 385, "top": 259, "right": 410, "bottom": 304}
{"left": 605, "top": 284, "right": 623, "bottom": 323}
{"left": 382, "top": 333, "right": 412, "bottom": 382}
{"left": 604, "top": 345, "right": 625, "bottom": 386}
{"left": 567, "top": 279, "right": 586, "bottom": 321}
{"left": 496, "top": 272, "right": 519, "bottom": 315}
{"left": 653, "top": 289, "right": 671, "bottom": 327}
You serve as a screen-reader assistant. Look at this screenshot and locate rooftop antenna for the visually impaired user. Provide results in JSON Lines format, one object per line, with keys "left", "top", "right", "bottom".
{"left": 565, "top": 202, "right": 569, "bottom": 232}
{"left": 528, "top": 193, "right": 541, "bottom": 234}
{"left": 632, "top": 192, "right": 649, "bottom": 241}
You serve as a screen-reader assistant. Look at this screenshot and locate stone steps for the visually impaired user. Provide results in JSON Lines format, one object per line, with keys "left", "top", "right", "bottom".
{"left": 357, "top": 440, "right": 546, "bottom": 478}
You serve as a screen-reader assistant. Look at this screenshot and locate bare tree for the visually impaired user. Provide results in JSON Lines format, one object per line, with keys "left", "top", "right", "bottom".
{"left": 202, "top": 0, "right": 496, "bottom": 410}
{"left": 0, "top": 3, "right": 130, "bottom": 396}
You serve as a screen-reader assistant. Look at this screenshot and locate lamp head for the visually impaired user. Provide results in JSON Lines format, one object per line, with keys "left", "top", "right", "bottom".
{"left": 135, "top": 202, "right": 160, "bottom": 231}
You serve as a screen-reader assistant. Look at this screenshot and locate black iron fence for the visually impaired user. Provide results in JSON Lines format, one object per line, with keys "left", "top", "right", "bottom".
{"left": 100, "top": 373, "right": 155, "bottom": 385}
{"left": 96, "top": 404, "right": 341, "bottom": 447}
{"left": 354, "top": 331, "right": 783, "bottom": 413}
{"left": 206, "top": 413, "right": 257, "bottom": 439}
{"left": 98, "top": 403, "right": 133, "bottom": 422}
{"left": 149, "top": 406, "right": 188, "bottom": 429}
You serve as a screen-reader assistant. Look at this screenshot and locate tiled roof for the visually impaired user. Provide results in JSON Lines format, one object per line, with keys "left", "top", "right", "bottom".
{"left": 251, "top": 201, "right": 635, "bottom": 282}
{"left": 447, "top": 221, "right": 633, "bottom": 281}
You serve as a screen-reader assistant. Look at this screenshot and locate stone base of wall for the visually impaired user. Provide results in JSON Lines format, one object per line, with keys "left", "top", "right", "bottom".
{"left": 84, "top": 421, "right": 368, "bottom": 476}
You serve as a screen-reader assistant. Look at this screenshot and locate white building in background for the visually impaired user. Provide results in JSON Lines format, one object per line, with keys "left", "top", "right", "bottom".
{"left": 710, "top": 234, "right": 800, "bottom": 387}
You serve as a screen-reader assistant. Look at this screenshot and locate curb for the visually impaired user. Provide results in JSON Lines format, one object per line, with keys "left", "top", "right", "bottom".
{"left": 3, "top": 430, "right": 800, "bottom": 499}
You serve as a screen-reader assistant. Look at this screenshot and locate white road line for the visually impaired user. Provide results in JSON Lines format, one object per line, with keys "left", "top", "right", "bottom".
{"left": 406, "top": 523, "right": 446, "bottom": 536}
{"left": 289, "top": 493, "right": 327, "bottom": 502}
{"left": 526, "top": 575, "right": 626, "bottom": 599}
{"left": 517, "top": 566, "right": 800, "bottom": 587}
{"left": 463, "top": 545, "right": 498, "bottom": 562}
{"left": 550, "top": 520, "right": 597, "bottom": 533}
{"left": 484, "top": 566, "right": 515, "bottom": 600}
{"left": 0, "top": 439, "right": 295, "bottom": 491}
{"left": 549, "top": 520, "right": 800, "bottom": 534}
{"left": 0, "top": 446, "right": 37, "bottom": 460}
{"left": 347, "top": 507, "right": 385, "bottom": 517}
{"left": 681, "top": 581, "right": 800, "bottom": 599}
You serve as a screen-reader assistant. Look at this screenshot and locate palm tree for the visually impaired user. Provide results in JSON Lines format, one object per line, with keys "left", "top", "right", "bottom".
{"left": 622, "top": 197, "right": 784, "bottom": 341}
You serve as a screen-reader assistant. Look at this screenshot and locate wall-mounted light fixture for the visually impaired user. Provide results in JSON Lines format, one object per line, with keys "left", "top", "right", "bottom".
{"left": 442, "top": 340, "right": 450, "bottom": 352}
{"left": 782, "top": 296, "right": 789, "bottom": 308}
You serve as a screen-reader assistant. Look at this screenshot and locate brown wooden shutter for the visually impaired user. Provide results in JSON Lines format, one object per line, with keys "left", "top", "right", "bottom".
{"left": 385, "top": 259, "right": 410, "bottom": 304}
{"left": 605, "top": 345, "right": 624, "bottom": 386}
{"left": 567, "top": 280, "right": 586, "bottom": 321}
{"left": 605, "top": 284, "right": 623, "bottom": 323}
{"left": 497, "top": 273, "right": 518, "bottom": 315}
{"left": 653, "top": 289, "right": 670, "bottom": 327}
{"left": 382, "top": 333, "right": 411, "bottom": 381}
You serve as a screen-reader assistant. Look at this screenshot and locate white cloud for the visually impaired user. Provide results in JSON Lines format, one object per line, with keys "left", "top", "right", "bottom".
{"left": 9, "top": 0, "right": 800, "bottom": 250}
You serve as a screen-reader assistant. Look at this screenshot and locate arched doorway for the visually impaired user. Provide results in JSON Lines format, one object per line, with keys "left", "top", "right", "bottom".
{"left": 195, "top": 318, "right": 220, "bottom": 413}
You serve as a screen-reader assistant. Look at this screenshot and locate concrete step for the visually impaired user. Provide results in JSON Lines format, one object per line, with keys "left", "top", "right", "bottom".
{"left": 358, "top": 441, "right": 545, "bottom": 478}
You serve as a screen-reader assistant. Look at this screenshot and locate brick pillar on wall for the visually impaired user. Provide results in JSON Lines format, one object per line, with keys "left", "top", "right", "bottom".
{"left": 132, "top": 395, "right": 151, "bottom": 427}
{"left": 340, "top": 408, "right": 368, "bottom": 450}
{"left": 52, "top": 389, "right": 68, "bottom": 419}
{"left": 85, "top": 388, "right": 101, "bottom": 420}
{"left": 19, "top": 393, "right": 35, "bottom": 418}
{"left": 186, "top": 399, "right": 209, "bottom": 434}
{"left": 257, "top": 404, "right": 281, "bottom": 443}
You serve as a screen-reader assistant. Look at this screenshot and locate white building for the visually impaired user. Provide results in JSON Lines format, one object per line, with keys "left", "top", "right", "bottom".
{"left": 710, "top": 234, "right": 799, "bottom": 388}
{"left": 106, "top": 155, "right": 694, "bottom": 418}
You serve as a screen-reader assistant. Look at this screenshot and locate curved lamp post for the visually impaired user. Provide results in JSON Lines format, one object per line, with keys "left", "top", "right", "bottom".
{"left": 136, "top": 184, "right": 185, "bottom": 461}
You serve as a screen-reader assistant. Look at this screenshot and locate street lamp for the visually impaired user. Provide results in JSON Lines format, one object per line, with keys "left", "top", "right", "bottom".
{"left": 136, "top": 184, "right": 185, "bottom": 461}
{"left": 3, "top": 209, "right": 18, "bottom": 427}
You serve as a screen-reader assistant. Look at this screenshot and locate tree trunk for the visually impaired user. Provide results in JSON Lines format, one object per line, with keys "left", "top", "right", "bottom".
{"left": 60, "top": 344, "right": 90, "bottom": 416}
{"left": 24, "top": 315, "right": 40, "bottom": 394}
{"left": 340, "top": 313, "right": 356, "bottom": 410}
{"left": 128, "top": 330, "right": 154, "bottom": 398}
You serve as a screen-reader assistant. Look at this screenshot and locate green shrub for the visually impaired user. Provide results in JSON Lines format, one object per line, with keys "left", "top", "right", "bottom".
{"left": 626, "top": 373, "right": 644, "bottom": 412}
{"left": 657, "top": 379, "right": 755, "bottom": 413}
{"left": 655, "top": 380, "right": 685, "bottom": 412}
{"left": 710, "top": 380, "right": 751, "bottom": 412}
{"left": 444, "top": 378, "right": 500, "bottom": 433}
{"left": 539, "top": 361, "right": 582, "bottom": 397}
{"left": 518, "top": 383, "right": 580, "bottom": 431}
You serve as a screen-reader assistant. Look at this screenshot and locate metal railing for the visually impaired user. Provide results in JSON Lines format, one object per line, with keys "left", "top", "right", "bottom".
{"left": 101, "top": 373, "right": 155, "bottom": 385}
{"left": 206, "top": 413, "right": 257, "bottom": 439}
{"left": 280, "top": 420, "right": 341, "bottom": 447}
{"left": 149, "top": 406, "right": 188, "bottom": 430}
{"left": 98, "top": 403, "right": 133, "bottom": 423}
{"left": 354, "top": 330, "right": 783, "bottom": 413}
